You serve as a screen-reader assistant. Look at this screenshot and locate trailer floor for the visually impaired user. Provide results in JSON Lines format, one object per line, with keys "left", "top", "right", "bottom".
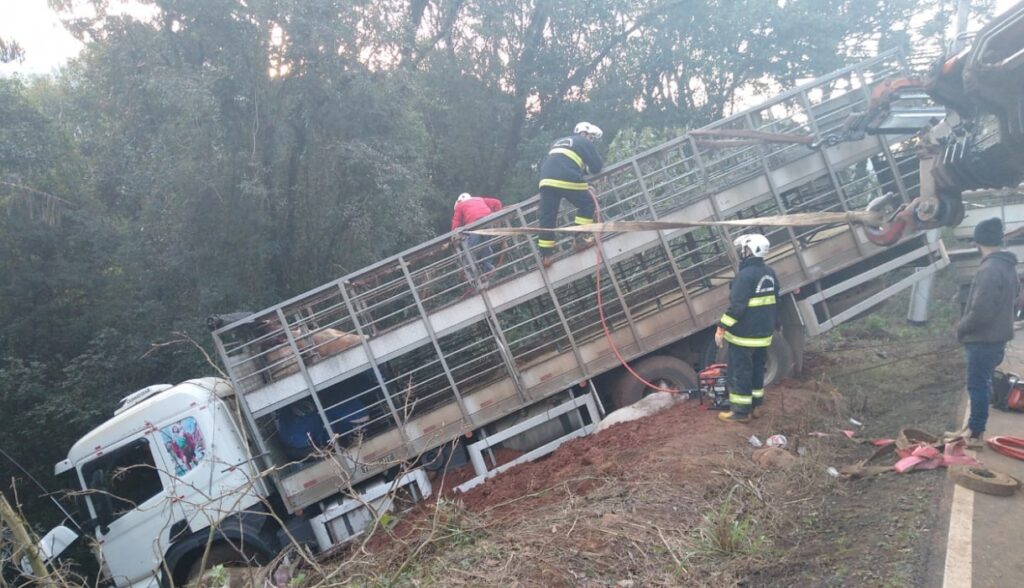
{"left": 313, "top": 291, "right": 976, "bottom": 587}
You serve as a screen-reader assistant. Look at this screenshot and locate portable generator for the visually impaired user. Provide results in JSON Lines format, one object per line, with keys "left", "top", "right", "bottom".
{"left": 698, "top": 363, "right": 730, "bottom": 410}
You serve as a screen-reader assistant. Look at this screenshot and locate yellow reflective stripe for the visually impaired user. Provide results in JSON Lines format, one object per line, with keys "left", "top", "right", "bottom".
{"left": 538, "top": 239, "right": 556, "bottom": 249}
{"left": 751, "top": 388, "right": 765, "bottom": 398}
{"left": 720, "top": 314, "right": 738, "bottom": 327}
{"left": 729, "top": 393, "right": 752, "bottom": 405}
{"left": 574, "top": 216, "right": 592, "bottom": 225}
{"left": 549, "top": 147, "right": 584, "bottom": 169}
{"left": 723, "top": 332, "right": 772, "bottom": 347}
{"left": 539, "top": 178, "right": 589, "bottom": 190}
{"left": 747, "top": 295, "right": 776, "bottom": 307}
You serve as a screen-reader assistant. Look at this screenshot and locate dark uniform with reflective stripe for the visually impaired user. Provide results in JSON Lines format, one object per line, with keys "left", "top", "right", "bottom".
{"left": 537, "top": 133, "right": 603, "bottom": 255}
{"left": 719, "top": 256, "right": 779, "bottom": 414}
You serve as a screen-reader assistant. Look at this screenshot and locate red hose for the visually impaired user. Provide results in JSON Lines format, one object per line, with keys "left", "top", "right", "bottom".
{"left": 987, "top": 436, "right": 1024, "bottom": 461}
{"left": 588, "top": 191, "right": 679, "bottom": 394}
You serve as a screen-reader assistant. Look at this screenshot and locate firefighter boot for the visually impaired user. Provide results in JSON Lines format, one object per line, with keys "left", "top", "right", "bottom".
{"left": 718, "top": 410, "right": 751, "bottom": 424}
{"left": 750, "top": 406, "right": 760, "bottom": 419}
{"left": 574, "top": 234, "right": 595, "bottom": 252}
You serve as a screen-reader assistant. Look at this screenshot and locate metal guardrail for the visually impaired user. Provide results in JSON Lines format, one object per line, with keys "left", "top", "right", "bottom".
{"left": 212, "top": 50, "right": 930, "bottom": 509}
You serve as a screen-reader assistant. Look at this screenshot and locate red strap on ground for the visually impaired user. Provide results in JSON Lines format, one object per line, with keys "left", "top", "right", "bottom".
{"left": 987, "top": 435, "right": 1024, "bottom": 461}
{"left": 893, "top": 441, "right": 978, "bottom": 473}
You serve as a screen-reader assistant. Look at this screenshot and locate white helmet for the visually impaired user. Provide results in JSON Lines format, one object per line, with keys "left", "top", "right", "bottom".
{"left": 733, "top": 233, "right": 770, "bottom": 258}
{"left": 455, "top": 192, "right": 472, "bottom": 208}
{"left": 574, "top": 121, "right": 603, "bottom": 140}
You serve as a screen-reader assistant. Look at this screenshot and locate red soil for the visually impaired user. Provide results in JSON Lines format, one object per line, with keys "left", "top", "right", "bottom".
{"left": 363, "top": 381, "right": 817, "bottom": 552}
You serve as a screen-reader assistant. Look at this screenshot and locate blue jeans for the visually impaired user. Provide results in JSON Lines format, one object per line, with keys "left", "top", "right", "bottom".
{"left": 466, "top": 234, "right": 497, "bottom": 274}
{"left": 964, "top": 342, "right": 1005, "bottom": 436}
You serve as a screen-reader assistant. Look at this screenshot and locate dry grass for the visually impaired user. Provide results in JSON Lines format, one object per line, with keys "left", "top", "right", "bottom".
{"left": 312, "top": 424, "right": 855, "bottom": 587}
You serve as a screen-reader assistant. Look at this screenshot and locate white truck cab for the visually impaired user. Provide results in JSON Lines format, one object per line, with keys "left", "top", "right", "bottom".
{"left": 54, "top": 378, "right": 265, "bottom": 587}
{"left": 43, "top": 377, "right": 432, "bottom": 587}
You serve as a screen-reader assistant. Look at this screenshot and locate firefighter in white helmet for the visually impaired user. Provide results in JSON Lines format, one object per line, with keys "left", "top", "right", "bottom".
{"left": 715, "top": 233, "right": 779, "bottom": 423}
{"left": 536, "top": 122, "right": 604, "bottom": 268}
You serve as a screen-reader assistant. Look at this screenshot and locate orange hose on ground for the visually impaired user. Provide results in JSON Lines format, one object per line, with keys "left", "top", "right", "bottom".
{"left": 987, "top": 436, "right": 1024, "bottom": 461}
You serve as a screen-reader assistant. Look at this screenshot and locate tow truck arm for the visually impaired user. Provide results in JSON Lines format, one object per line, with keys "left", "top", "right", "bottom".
{"left": 838, "top": 2, "right": 1024, "bottom": 245}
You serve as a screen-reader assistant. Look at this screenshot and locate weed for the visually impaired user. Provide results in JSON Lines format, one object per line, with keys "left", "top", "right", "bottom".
{"left": 694, "top": 489, "right": 769, "bottom": 558}
{"left": 433, "top": 498, "right": 479, "bottom": 548}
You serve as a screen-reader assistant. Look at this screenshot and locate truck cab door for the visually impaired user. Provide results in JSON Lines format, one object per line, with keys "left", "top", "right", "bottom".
{"left": 81, "top": 435, "right": 176, "bottom": 587}
{"left": 153, "top": 404, "right": 264, "bottom": 538}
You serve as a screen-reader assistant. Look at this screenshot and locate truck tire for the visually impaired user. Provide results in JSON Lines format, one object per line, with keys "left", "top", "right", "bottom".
{"left": 702, "top": 336, "right": 793, "bottom": 387}
{"left": 184, "top": 543, "right": 260, "bottom": 585}
{"left": 612, "top": 355, "right": 698, "bottom": 409}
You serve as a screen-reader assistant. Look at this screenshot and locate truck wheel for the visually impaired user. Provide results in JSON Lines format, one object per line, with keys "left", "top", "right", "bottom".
{"left": 184, "top": 543, "right": 258, "bottom": 586}
{"left": 612, "top": 355, "right": 698, "bottom": 409}
{"left": 702, "top": 336, "right": 793, "bottom": 386}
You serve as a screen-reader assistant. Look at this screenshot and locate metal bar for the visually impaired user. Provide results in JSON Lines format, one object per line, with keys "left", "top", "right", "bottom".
{"left": 464, "top": 393, "right": 599, "bottom": 475}
{"left": 274, "top": 309, "right": 358, "bottom": 481}
{"left": 588, "top": 185, "right": 646, "bottom": 353}
{"left": 275, "top": 309, "right": 333, "bottom": 433}
{"left": 212, "top": 334, "right": 274, "bottom": 474}
{"left": 595, "top": 238, "right": 645, "bottom": 353}
{"left": 690, "top": 128, "right": 815, "bottom": 144}
{"left": 796, "top": 90, "right": 867, "bottom": 258}
{"left": 397, "top": 257, "right": 474, "bottom": 426}
{"left": 336, "top": 281, "right": 411, "bottom": 445}
{"left": 589, "top": 380, "right": 606, "bottom": 417}
{"left": 695, "top": 139, "right": 783, "bottom": 148}
{"left": 996, "top": 46, "right": 1024, "bottom": 70}
{"left": 744, "top": 112, "right": 813, "bottom": 280}
{"left": 457, "top": 239, "right": 530, "bottom": 402}
{"left": 805, "top": 238, "right": 941, "bottom": 302}
{"left": 514, "top": 207, "right": 590, "bottom": 386}
{"left": 630, "top": 159, "right": 699, "bottom": 330}
{"left": 806, "top": 248, "right": 947, "bottom": 335}
{"left": 687, "top": 135, "right": 740, "bottom": 268}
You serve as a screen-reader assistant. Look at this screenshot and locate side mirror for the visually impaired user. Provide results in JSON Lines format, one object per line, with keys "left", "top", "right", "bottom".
{"left": 19, "top": 525, "right": 78, "bottom": 576}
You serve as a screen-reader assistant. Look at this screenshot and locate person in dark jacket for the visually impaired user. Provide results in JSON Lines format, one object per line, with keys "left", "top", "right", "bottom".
{"left": 956, "top": 217, "right": 1020, "bottom": 447}
{"left": 537, "top": 122, "right": 604, "bottom": 268}
{"left": 715, "top": 233, "right": 779, "bottom": 423}
{"left": 451, "top": 193, "right": 503, "bottom": 275}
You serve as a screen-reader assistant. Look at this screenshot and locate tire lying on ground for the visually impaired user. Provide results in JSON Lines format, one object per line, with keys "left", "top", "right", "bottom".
{"left": 702, "top": 334, "right": 793, "bottom": 387}
{"left": 612, "top": 355, "right": 698, "bottom": 409}
{"left": 951, "top": 466, "right": 1021, "bottom": 497}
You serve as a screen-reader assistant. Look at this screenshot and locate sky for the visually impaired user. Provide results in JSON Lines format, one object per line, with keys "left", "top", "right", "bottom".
{"left": 0, "top": 0, "right": 1020, "bottom": 76}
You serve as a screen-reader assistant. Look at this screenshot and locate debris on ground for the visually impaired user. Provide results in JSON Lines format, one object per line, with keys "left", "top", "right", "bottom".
{"left": 840, "top": 427, "right": 979, "bottom": 477}
{"left": 753, "top": 447, "right": 797, "bottom": 469}
{"left": 951, "top": 465, "right": 1021, "bottom": 496}
{"left": 595, "top": 391, "right": 677, "bottom": 432}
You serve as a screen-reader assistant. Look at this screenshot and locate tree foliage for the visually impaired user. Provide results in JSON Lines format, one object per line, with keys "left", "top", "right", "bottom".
{"left": 0, "top": 0, "right": 984, "bottom": 531}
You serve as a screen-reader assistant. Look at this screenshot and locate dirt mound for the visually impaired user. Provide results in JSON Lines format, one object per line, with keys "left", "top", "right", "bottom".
{"left": 357, "top": 381, "right": 819, "bottom": 560}
{"left": 455, "top": 383, "right": 817, "bottom": 512}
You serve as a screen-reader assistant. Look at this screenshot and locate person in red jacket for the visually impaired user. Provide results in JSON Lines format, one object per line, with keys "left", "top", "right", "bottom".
{"left": 451, "top": 193, "right": 503, "bottom": 275}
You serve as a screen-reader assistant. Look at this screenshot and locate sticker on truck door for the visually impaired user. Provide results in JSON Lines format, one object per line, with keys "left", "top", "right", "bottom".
{"left": 159, "top": 417, "right": 206, "bottom": 476}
